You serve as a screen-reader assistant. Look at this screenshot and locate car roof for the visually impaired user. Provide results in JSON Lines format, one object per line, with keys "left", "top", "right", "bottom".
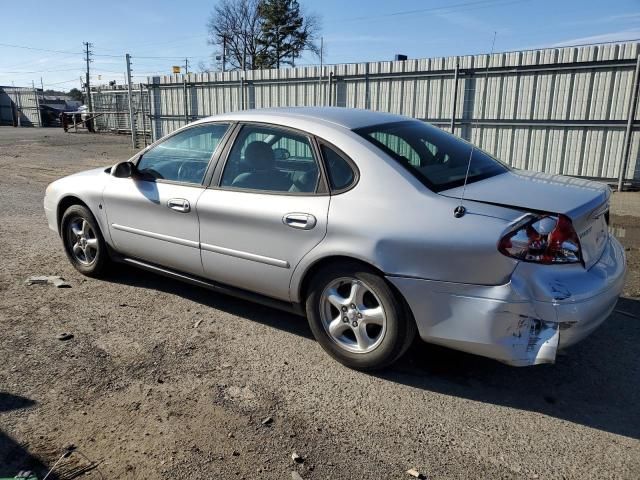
{"left": 197, "top": 107, "right": 411, "bottom": 130}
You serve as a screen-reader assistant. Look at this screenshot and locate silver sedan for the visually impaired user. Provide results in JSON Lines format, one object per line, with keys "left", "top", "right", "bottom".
{"left": 44, "top": 107, "right": 626, "bottom": 369}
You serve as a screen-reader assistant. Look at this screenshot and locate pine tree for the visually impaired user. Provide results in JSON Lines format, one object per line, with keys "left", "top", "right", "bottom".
{"left": 256, "top": 0, "right": 318, "bottom": 69}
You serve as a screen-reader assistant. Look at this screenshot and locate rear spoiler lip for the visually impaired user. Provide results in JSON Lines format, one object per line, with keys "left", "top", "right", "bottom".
{"left": 461, "top": 188, "right": 610, "bottom": 223}
{"left": 463, "top": 198, "right": 556, "bottom": 217}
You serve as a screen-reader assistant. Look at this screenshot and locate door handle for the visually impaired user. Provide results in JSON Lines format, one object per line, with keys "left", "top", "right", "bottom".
{"left": 167, "top": 198, "right": 190, "bottom": 213}
{"left": 283, "top": 213, "right": 316, "bottom": 230}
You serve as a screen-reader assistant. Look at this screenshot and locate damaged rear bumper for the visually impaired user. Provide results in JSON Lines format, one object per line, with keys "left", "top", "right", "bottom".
{"left": 387, "top": 235, "right": 626, "bottom": 366}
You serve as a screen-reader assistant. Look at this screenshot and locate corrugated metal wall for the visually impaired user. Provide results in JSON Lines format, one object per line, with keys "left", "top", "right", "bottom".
{"left": 92, "top": 41, "right": 640, "bottom": 182}
{"left": 0, "top": 89, "right": 12, "bottom": 125}
{"left": 0, "top": 86, "right": 41, "bottom": 127}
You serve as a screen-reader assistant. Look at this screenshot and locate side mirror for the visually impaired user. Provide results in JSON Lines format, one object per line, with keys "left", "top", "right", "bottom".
{"left": 273, "top": 148, "right": 290, "bottom": 161}
{"left": 112, "top": 161, "right": 135, "bottom": 178}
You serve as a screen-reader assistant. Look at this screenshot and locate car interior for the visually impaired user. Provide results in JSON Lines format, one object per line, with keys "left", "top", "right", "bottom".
{"left": 136, "top": 124, "right": 228, "bottom": 184}
{"left": 135, "top": 124, "right": 356, "bottom": 194}
{"left": 221, "top": 129, "right": 320, "bottom": 193}
{"left": 360, "top": 123, "right": 506, "bottom": 190}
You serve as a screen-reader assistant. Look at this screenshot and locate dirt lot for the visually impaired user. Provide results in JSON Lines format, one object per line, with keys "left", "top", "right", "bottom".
{"left": 0, "top": 127, "right": 639, "bottom": 479}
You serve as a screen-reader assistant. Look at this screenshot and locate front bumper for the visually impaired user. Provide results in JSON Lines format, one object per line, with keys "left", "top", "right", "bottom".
{"left": 44, "top": 190, "right": 58, "bottom": 234}
{"left": 387, "top": 235, "right": 626, "bottom": 366}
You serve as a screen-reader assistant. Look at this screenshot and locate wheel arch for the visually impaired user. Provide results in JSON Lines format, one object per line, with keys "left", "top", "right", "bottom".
{"left": 296, "top": 255, "right": 414, "bottom": 320}
{"left": 56, "top": 195, "right": 91, "bottom": 233}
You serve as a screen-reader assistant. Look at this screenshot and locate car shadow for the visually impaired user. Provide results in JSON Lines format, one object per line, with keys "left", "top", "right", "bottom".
{"left": 104, "top": 265, "right": 313, "bottom": 340}
{"left": 0, "top": 393, "right": 51, "bottom": 477}
{"left": 379, "top": 296, "right": 640, "bottom": 440}
{"left": 102, "top": 266, "right": 640, "bottom": 440}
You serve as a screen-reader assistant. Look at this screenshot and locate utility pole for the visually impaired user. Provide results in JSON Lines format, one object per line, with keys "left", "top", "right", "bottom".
{"left": 275, "top": 25, "right": 280, "bottom": 69}
{"left": 618, "top": 53, "right": 640, "bottom": 192}
{"left": 318, "top": 37, "right": 324, "bottom": 105}
{"left": 243, "top": 41, "right": 247, "bottom": 70}
{"left": 450, "top": 59, "right": 459, "bottom": 133}
{"left": 83, "top": 42, "right": 93, "bottom": 113}
{"left": 184, "top": 58, "right": 189, "bottom": 75}
{"left": 125, "top": 53, "right": 137, "bottom": 149}
{"left": 32, "top": 80, "right": 42, "bottom": 127}
{"left": 139, "top": 83, "right": 148, "bottom": 147}
{"left": 220, "top": 35, "right": 227, "bottom": 72}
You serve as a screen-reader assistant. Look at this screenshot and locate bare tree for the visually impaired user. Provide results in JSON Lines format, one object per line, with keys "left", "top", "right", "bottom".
{"left": 197, "top": 60, "right": 212, "bottom": 73}
{"left": 207, "top": 0, "right": 266, "bottom": 70}
{"left": 207, "top": 0, "right": 320, "bottom": 71}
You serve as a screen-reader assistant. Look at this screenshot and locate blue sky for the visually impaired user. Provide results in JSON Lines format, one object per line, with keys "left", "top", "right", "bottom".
{"left": 1, "top": 0, "right": 639, "bottom": 90}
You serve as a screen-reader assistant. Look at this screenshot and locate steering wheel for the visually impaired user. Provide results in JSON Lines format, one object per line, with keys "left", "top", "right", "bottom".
{"left": 178, "top": 161, "right": 203, "bottom": 183}
{"left": 141, "top": 168, "right": 163, "bottom": 179}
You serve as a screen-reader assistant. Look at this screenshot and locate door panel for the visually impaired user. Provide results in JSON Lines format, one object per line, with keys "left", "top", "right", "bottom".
{"left": 104, "top": 178, "right": 205, "bottom": 275}
{"left": 103, "top": 122, "right": 230, "bottom": 275}
{"left": 197, "top": 189, "right": 329, "bottom": 300}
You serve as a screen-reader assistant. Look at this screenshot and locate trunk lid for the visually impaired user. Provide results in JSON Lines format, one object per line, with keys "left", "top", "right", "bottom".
{"left": 440, "top": 170, "right": 611, "bottom": 268}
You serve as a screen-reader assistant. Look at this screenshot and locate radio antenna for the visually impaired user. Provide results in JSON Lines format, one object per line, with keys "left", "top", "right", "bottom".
{"left": 454, "top": 31, "right": 497, "bottom": 219}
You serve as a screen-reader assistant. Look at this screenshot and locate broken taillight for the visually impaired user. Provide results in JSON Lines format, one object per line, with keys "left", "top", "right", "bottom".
{"left": 498, "top": 214, "right": 582, "bottom": 264}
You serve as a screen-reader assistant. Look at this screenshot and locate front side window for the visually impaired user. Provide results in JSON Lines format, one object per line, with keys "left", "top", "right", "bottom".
{"left": 355, "top": 121, "right": 508, "bottom": 192}
{"left": 137, "top": 123, "right": 229, "bottom": 184}
{"left": 220, "top": 125, "right": 320, "bottom": 193}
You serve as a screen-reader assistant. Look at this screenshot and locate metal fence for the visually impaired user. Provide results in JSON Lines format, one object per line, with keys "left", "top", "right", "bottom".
{"left": 89, "top": 41, "right": 640, "bottom": 185}
{"left": 90, "top": 85, "right": 151, "bottom": 147}
{"left": 4, "top": 41, "right": 639, "bottom": 187}
{"left": 0, "top": 86, "right": 42, "bottom": 127}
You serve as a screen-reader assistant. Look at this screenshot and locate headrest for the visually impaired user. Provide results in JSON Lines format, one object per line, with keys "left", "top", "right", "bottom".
{"left": 244, "top": 141, "right": 274, "bottom": 171}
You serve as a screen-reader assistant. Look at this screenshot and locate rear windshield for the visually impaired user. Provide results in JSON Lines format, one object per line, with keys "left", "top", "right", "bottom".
{"left": 354, "top": 120, "right": 508, "bottom": 192}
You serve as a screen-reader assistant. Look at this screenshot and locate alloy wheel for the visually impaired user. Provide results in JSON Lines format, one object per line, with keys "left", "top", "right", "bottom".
{"left": 319, "top": 277, "right": 387, "bottom": 354}
{"left": 66, "top": 216, "right": 98, "bottom": 265}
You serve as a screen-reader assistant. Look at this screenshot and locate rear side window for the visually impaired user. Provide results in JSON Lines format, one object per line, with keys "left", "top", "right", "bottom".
{"left": 355, "top": 121, "right": 507, "bottom": 192}
{"left": 220, "top": 125, "right": 320, "bottom": 193}
{"left": 321, "top": 144, "right": 355, "bottom": 191}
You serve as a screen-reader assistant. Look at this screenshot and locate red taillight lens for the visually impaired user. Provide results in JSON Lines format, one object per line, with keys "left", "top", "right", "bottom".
{"left": 498, "top": 214, "right": 582, "bottom": 264}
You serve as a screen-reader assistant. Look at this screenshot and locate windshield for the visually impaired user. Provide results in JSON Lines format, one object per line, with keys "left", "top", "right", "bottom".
{"left": 354, "top": 120, "right": 508, "bottom": 192}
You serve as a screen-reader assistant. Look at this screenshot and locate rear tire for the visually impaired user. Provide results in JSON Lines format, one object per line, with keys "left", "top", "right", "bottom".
{"left": 60, "top": 204, "right": 109, "bottom": 277}
{"left": 305, "top": 262, "right": 416, "bottom": 370}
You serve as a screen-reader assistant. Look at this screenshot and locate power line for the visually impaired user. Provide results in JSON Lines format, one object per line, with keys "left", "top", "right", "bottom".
{"left": 89, "top": 34, "right": 209, "bottom": 55}
{"left": 0, "top": 39, "right": 215, "bottom": 70}
{"left": 42, "top": 78, "right": 81, "bottom": 86}
{"left": 91, "top": 51, "right": 206, "bottom": 60}
{"left": 542, "top": 37, "right": 640, "bottom": 50}
{"left": 0, "top": 42, "right": 82, "bottom": 55}
{"left": 3, "top": 55, "right": 81, "bottom": 71}
{"left": 129, "top": 54, "right": 204, "bottom": 59}
{"left": 1, "top": 67, "right": 85, "bottom": 74}
{"left": 123, "top": 33, "right": 208, "bottom": 51}
{"left": 92, "top": 68, "right": 126, "bottom": 74}
{"left": 0, "top": 40, "right": 206, "bottom": 60}
{"left": 91, "top": 52, "right": 126, "bottom": 58}
{"left": 340, "top": 0, "right": 527, "bottom": 22}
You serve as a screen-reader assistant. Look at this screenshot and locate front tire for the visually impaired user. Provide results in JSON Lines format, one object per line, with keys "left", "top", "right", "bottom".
{"left": 60, "top": 204, "right": 109, "bottom": 277}
{"left": 305, "top": 262, "right": 416, "bottom": 370}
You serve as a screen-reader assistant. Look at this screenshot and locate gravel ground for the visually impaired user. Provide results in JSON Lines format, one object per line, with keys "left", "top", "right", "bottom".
{"left": 0, "top": 127, "right": 639, "bottom": 480}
